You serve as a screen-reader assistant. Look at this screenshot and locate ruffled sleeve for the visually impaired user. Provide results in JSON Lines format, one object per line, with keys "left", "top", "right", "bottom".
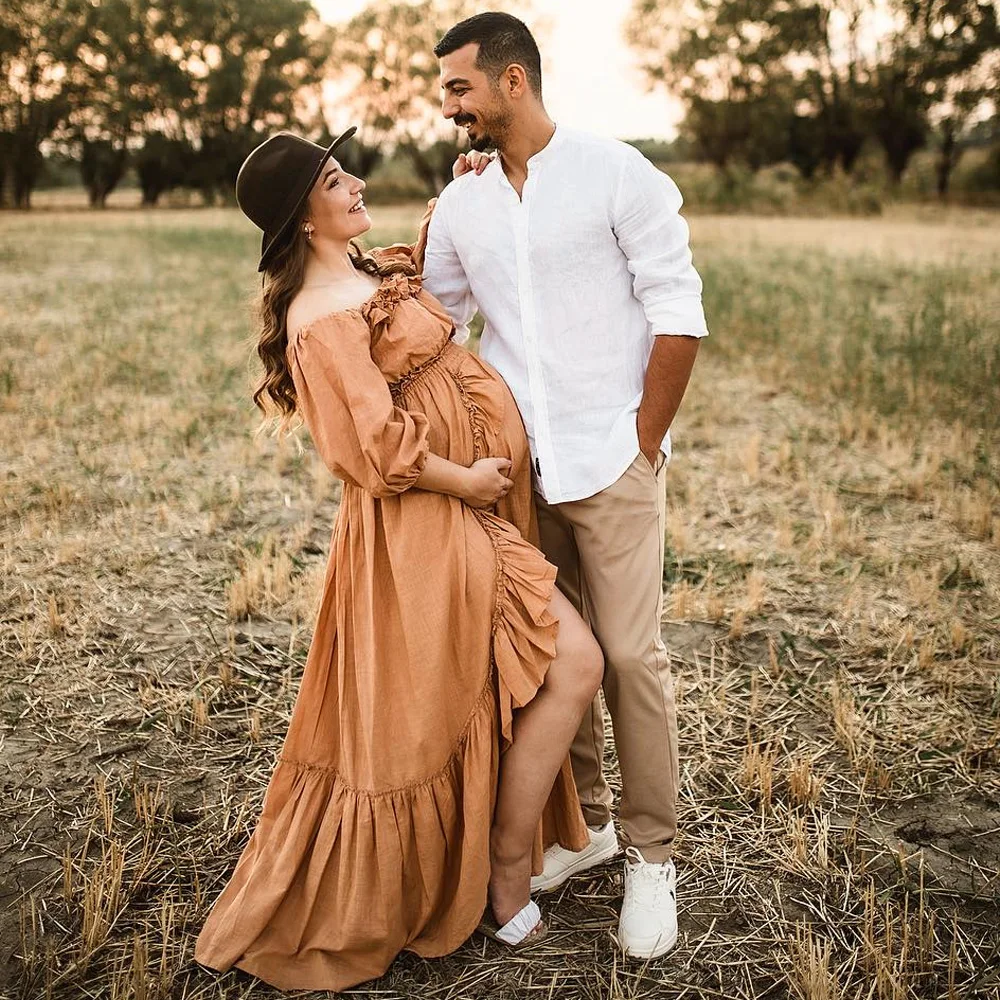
{"left": 288, "top": 312, "right": 431, "bottom": 497}
{"left": 365, "top": 198, "right": 437, "bottom": 277}
{"left": 413, "top": 197, "right": 436, "bottom": 273}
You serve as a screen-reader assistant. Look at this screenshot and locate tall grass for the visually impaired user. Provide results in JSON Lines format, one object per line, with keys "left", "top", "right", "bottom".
{"left": 700, "top": 251, "right": 1000, "bottom": 456}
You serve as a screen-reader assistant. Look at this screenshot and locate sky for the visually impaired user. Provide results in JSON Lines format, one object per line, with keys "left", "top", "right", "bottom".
{"left": 313, "top": 0, "right": 683, "bottom": 141}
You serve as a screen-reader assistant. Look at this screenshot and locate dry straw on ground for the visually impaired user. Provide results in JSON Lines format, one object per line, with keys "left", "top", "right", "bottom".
{"left": 1, "top": 201, "right": 998, "bottom": 999}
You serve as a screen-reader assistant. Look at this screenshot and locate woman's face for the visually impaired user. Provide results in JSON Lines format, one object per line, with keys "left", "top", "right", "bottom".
{"left": 304, "top": 158, "right": 371, "bottom": 242}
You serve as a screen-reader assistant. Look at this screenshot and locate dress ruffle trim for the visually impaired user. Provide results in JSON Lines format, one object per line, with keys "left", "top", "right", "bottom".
{"left": 447, "top": 365, "right": 491, "bottom": 464}
{"left": 361, "top": 248, "right": 423, "bottom": 342}
{"left": 473, "top": 511, "right": 589, "bottom": 867}
{"left": 473, "top": 509, "right": 560, "bottom": 749}
{"left": 193, "top": 680, "right": 498, "bottom": 991}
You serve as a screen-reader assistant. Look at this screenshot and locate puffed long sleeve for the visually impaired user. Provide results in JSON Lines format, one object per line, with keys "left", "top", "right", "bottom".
{"left": 288, "top": 313, "right": 430, "bottom": 497}
{"left": 612, "top": 146, "right": 710, "bottom": 339}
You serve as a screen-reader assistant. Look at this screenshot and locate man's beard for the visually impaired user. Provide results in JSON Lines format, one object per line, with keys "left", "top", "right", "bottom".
{"left": 469, "top": 130, "right": 495, "bottom": 153}
{"left": 455, "top": 99, "right": 511, "bottom": 153}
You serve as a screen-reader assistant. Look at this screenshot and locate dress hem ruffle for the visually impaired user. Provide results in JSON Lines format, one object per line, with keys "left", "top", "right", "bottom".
{"left": 194, "top": 679, "right": 498, "bottom": 990}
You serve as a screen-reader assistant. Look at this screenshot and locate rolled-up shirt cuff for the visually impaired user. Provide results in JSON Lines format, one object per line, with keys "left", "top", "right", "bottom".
{"left": 646, "top": 297, "right": 710, "bottom": 337}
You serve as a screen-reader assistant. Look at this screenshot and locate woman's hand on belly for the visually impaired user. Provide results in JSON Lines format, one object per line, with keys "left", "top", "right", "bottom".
{"left": 412, "top": 453, "right": 512, "bottom": 507}
{"left": 461, "top": 457, "right": 514, "bottom": 509}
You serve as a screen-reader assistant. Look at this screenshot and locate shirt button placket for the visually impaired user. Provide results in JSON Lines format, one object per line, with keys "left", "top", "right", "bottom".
{"left": 514, "top": 170, "right": 559, "bottom": 501}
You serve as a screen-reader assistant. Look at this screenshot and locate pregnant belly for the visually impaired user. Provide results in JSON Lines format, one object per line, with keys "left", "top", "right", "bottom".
{"left": 396, "top": 343, "right": 529, "bottom": 475}
{"left": 462, "top": 352, "right": 530, "bottom": 472}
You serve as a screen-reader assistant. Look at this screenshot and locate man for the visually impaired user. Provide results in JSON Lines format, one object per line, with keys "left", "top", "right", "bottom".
{"left": 421, "top": 12, "right": 709, "bottom": 960}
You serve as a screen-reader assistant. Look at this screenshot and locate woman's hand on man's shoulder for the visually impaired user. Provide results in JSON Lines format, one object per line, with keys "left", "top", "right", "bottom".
{"left": 452, "top": 150, "right": 496, "bottom": 180}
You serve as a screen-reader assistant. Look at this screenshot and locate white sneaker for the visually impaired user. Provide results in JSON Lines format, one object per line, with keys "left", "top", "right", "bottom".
{"left": 530, "top": 821, "right": 621, "bottom": 892}
{"left": 618, "top": 846, "right": 678, "bottom": 959}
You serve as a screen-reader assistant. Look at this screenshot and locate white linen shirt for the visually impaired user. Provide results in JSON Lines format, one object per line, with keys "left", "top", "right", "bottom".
{"left": 422, "top": 124, "right": 709, "bottom": 504}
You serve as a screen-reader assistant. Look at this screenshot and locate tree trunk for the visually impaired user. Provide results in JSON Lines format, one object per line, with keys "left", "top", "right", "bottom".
{"left": 81, "top": 140, "right": 127, "bottom": 209}
{"left": 12, "top": 152, "right": 38, "bottom": 209}
{"left": 935, "top": 121, "right": 958, "bottom": 201}
{"left": 13, "top": 172, "right": 32, "bottom": 209}
{"left": 12, "top": 130, "right": 43, "bottom": 209}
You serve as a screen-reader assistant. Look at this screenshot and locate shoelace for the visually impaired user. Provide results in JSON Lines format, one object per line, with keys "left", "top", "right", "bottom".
{"left": 621, "top": 847, "right": 675, "bottom": 916}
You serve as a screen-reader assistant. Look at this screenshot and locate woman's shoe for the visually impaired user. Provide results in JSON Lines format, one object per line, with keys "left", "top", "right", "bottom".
{"left": 476, "top": 899, "right": 547, "bottom": 948}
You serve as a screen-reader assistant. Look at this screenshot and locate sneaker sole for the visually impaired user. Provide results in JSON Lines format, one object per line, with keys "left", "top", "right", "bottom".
{"left": 530, "top": 840, "right": 622, "bottom": 893}
{"left": 621, "top": 926, "right": 678, "bottom": 960}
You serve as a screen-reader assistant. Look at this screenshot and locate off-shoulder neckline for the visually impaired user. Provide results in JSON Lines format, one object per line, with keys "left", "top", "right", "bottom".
{"left": 288, "top": 262, "right": 425, "bottom": 343}
{"left": 288, "top": 271, "right": 401, "bottom": 342}
{"left": 289, "top": 290, "right": 378, "bottom": 342}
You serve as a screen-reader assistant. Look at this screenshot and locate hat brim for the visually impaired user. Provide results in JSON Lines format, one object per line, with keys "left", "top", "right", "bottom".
{"left": 257, "top": 126, "right": 358, "bottom": 273}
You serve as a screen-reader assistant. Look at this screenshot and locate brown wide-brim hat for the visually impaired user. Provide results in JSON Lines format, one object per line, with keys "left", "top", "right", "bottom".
{"left": 236, "top": 126, "right": 357, "bottom": 273}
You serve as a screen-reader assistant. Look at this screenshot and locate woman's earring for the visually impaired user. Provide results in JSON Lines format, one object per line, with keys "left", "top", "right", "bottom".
{"left": 303, "top": 222, "right": 315, "bottom": 241}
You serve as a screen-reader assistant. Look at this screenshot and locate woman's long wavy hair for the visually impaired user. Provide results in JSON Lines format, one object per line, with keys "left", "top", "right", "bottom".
{"left": 250, "top": 200, "right": 415, "bottom": 439}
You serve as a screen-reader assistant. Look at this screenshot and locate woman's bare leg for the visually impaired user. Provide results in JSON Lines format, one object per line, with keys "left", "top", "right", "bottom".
{"left": 488, "top": 585, "right": 604, "bottom": 927}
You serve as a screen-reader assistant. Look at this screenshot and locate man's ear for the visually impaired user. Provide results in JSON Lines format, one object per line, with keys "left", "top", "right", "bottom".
{"left": 503, "top": 63, "right": 529, "bottom": 99}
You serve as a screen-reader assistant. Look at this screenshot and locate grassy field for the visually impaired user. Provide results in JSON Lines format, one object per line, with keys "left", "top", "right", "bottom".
{"left": 1, "top": 198, "right": 999, "bottom": 1000}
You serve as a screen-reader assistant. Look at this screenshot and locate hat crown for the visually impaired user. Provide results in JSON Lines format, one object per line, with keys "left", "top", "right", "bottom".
{"left": 236, "top": 132, "right": 328, "bottom": 235}
{"left": 234, "top": 125, "right": 357, "bottom": 272}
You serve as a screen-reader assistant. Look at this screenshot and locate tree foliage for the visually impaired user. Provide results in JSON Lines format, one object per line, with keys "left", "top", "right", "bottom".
{"left": 332, "top": 0, "right": 532, "bottom": 195}
{"left": 874, "top": 0, "right": 999, "bottom": 186}
{"left": 0, "top": 0, "right": 79, "bottom": 207}
{"left": 0, "top": 0, "right": 329, "bottom": 207}
{"left": 3, "top": 0, "right": 995, "bottom": 206}
{"left": 169, "top": 0, "right": 329, "bottom": 203}
{"left": 626, "top": 0, "right": 999, "bottom": 191}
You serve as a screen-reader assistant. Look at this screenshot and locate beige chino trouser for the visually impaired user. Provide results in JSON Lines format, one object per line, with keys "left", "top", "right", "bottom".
{"left": 535, "top": 450, "right": 678, "bottom": 863}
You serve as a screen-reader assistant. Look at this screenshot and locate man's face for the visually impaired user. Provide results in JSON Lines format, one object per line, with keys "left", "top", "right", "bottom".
{"left": 439, "top": 43, "right": 513, "bottom": 152}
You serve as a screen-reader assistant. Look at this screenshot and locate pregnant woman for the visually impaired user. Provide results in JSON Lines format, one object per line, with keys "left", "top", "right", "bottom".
{"left": 193, "top": 128, "right": 603, "bottom": 992}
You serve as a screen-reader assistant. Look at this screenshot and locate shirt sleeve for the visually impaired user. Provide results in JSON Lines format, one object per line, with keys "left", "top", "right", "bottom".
{"left": 612, "top": 147, "right": 709, "bottom": 338}
{"left": 419, "top": 189, "right": 477, "bottom": 345}
{"left": 288, "top": 314, "right": 431, "bottom": 497}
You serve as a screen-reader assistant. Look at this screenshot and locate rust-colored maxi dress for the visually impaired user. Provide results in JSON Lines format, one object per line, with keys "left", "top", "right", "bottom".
{"left": 193, "top": 222, "right": 589, "bottom": 991}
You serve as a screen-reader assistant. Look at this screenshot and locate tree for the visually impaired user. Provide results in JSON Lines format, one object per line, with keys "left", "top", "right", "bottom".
{"left": 626, "top": 0, "right": 836, "bottom": 171}
{"left": 134, "top": 134, "right": 195, "bottom": 205}
{"left": 167, "top": 0, "right": 330, "bottom": 204}
{"left": 627, "top": 0, "right": 999, "bottom": 186}
{"left": 332, "top": 0, "right": 530, "bottom": 195}
{"left": 121, "top": 0, "right": 331, "bottom": 207}
{"left": 61, "top": 0, "right": 192, "bottom": 206}
{"left": 0, "top": 1, "right": 80, "bottom": 208}
{"left": 868, "top": 0, "right": 998, "bottom": 185}
{"left": 794, "top": 0, "right": 870, "bottom": 175}
{"left": 931, "top": 77, "right": 991, "bottom": 197}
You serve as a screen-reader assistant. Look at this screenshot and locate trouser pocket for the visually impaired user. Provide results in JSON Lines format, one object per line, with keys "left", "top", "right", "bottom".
{"left": 637, "top": 449, "right": 666, "bottom": 476}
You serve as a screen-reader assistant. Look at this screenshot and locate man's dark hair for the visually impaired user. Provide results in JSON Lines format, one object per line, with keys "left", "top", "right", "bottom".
{"left": 434, "top": 12, "right": 542, "bottom": 98}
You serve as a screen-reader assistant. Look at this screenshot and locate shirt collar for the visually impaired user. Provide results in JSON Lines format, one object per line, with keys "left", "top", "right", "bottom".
{"left": 527, "top": 121, "right": 562, "bottom": 165}
{"left": 491, "top": 122, "right": 563, "bottom": 185}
